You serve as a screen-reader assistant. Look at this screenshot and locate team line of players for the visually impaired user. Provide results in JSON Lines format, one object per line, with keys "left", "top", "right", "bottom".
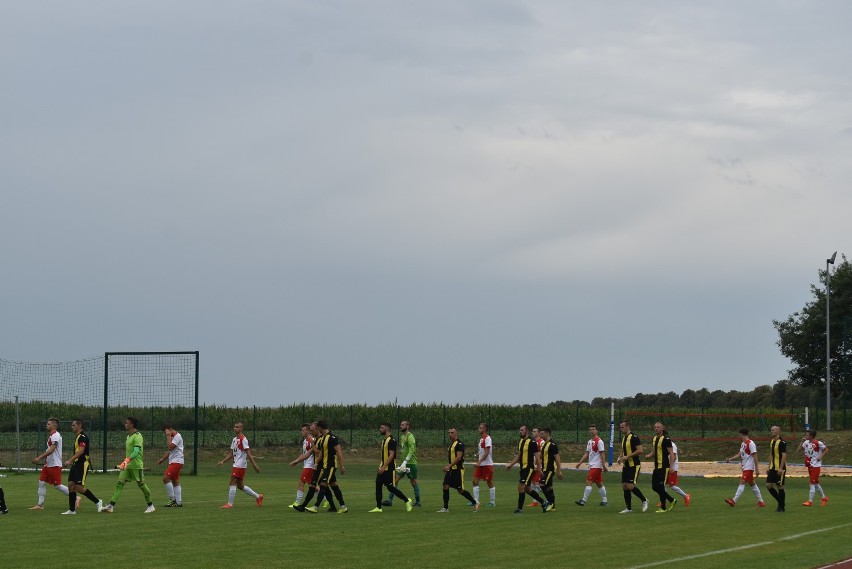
{"left": 0, "top": 416, "right": 830, "bottom": 516}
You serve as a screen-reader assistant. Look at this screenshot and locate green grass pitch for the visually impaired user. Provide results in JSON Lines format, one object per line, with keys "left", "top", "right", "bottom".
{"left": 1, "top": 462, "right": 850, "bottom": 569}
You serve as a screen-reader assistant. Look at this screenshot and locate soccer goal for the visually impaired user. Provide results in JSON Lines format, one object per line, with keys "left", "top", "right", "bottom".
{"left": 0, "top": 351, "right": 199, "bottom": 474}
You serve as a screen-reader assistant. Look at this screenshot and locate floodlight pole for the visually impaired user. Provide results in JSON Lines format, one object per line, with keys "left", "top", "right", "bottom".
{"left": 826, "top": 251, "right": 837, "bottom": 431}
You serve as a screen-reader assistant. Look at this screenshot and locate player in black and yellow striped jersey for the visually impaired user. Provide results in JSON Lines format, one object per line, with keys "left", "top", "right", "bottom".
{"left": 438, "top": 427, "right": 478, "bottom": 512}
{"left": 370, "top": 423, "right": 414, "bottom": 512}
{"left": 766, "top": 425, "right": 788, "bottom": 512}
{"left": 646, "top": 422, "right": 676, "bottom": 512}
{"left": 538, "top": 428, "right": 564, "bottom": 510}
{"left": 295, "top": 419, "right": 348, "bottom": 513}
{"left": 616, "top": 419, "right": 649, "bottom": 513}
{"left": 505, "top": 425, "right": 550, "bottom": 513}
{"left": 62, "top": 418, "right": 103, "bottom": 514}
{"left": 293, "top": 421, "right": 333, "bottom": 511}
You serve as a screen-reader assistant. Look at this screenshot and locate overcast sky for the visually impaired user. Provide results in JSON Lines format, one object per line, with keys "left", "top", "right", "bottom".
{"left": 2, "top": 1, "right": 849, "bottom": 407}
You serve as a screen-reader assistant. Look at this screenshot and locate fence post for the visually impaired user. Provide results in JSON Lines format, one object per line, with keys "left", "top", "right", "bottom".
{"left": 253, "top": 405, "right": 257, "bottom": 443}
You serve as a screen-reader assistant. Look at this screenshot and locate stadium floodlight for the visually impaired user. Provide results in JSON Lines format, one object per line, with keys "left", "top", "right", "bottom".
{"left": 826, "top": 252, "right": 836, "bottom": 431}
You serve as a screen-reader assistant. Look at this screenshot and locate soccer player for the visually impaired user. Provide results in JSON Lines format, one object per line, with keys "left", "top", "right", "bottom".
{"left": 527, "top": 426, "right": 545, "bottom": 506}
{"left": 296, "top": 419, "right": 347, "bottom": 514}
{"left": 156, "top": 425, "right": 184, "bottom": 507}
{"left": 575, "top": 424, "right": 608, "bottom": 507}
{"left": 438, "top": 427, "right": 478, "bottom": 512}
{"left": 288, "top": 423, "right": 316, "bottom": 508}
{"left": 665, "top": 432, "right": 690, "bottom": 507}
{"left": 765, "top": 425, "right": 787, "bottom": 512}
{"left": 615, "top": 419, "right": 648, "bottom": 514}
{"left": 645, "top": 422, "right": 676, "bottom": 512}
{"left": 504, "top": 424, "right": 549, "bottom": 514}
{"left": 382, "top": 419, "right": 421, "bottom": 507}
{"left": 30, "top": 417, "right": 70, "bottom": 510}
{"left": 538, "top": 427, "right": 563, "bottom": 510}
{"left": 800, "top": 430, "right": 829, "bottom": 506}
{"left": 102, "top": 417, "right": 155, "bottom": 514}
{"left": 0, "top": 486, "right": 8, "bottom": 514}
{"left": 370, "top": 423, "right": 414, "bottom": 512}
{"left": 217, "top": 422, "right": 263, "bottom": 509}
{"left": 62, "top": 418, "right": 103, "bottom": 514}
{"left": 724, "top": 427, "right": 765, "bottom": 508}
{"left": 471, "top": 422, "right": 496, "bottom": 508}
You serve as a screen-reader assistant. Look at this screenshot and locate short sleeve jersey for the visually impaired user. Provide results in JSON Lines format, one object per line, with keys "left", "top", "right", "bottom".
{"left": 320, "top": 433, "right": 340, "bottom": 469}
{"left": 231, "top": 434, "right": 250, "bottom": 468}
{"left": 72, "top": 432, "right": 91, "bottom": 467}
{"left": 517, "top": 437, "right": 537, "bottom": 469}
{"left": 586, "top": 436, "right": 605, "bottom": 469}
{"left": 302, "top": 437, "right": 316, "bottom": 469}
{"left": 621, "top": 432, "right": 641, "bottom": 467}
{"left": 169, "top": 432, "right": 185, "bottom": 465}
{"left": 802, "top": 440, "right": 826, "bottom": 467}
{"left": 479, "top": 435, "right": 494, "bottom": 466}
{"left": 739, "top": 439, "right": 757, "bottom": 471}
{"left": 651, "top": 434, "right": 673, "bottom": 469}
{"left": 540, "top": 440, "right": 559, "bottom": 472}
{"left": 768, "top": 437, "right": 787, "bottom": 470}
{"left": 380, "top": 436, "right": 397, "bottom": 470}
{"left": 448, "top": 440, "right": 465, "bottom": 470}
{"left": 46, "top": 431, "right": 63, "bottom": 468}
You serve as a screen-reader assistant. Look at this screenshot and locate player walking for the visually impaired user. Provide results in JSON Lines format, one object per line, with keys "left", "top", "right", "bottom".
{"left": 217, "top": 422, "right": 263, "bottom": 509}
{"left": 575, "top": 424, "right": 608, "bottom": 507}
{"left": 801, "top": 430, "right": 829, "bottom": 507}
{"left": 102, "top": 416, "right": 155, "bottom": 513}
{"left": 724, "top": 427, "right": 765, "bottom": 508}
{"left": 156, "top": 425, "right": 185, "bottom": 507}
{"left": 30, "top": 418, "right": 71, "bottom": 510}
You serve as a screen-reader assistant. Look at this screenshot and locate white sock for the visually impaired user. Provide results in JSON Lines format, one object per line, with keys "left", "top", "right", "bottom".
{"left": 489, "top": 487, "right": 496, "bottom": 503}
{"left": 228, "top": 485, "right": 237, "bottom": 505}
{"left": 38, "top": 481, "right": 47, "bottom": 505}
{"left": 174, "top": 485, "right": 182, "bottom": 504}
{"left": 809, "top": 485, "right": 816, "bottom": 501}
{"left": 582, "top": 485, "right": 592, "bottom": 502}
{"left": 815, "top": 484, "right": 825, "bottom": 498}
{"left": 733, "top": 484, "right": 745, "bottom": 502}
{"left": 243, "top": 485, "right": 259, "bottom": 499}
{"left": 751, "top": 485, "right": 764, "bottom": 501}
{"left": 56, "top": 484, "right": 70, "bottom": 496}
{"left": 296, "top": 490, "right": 304, "bottom": 503}
{"left": 670, "top": 485, "right": 687, "bottom": 498}
{"left": 164, "top": 482, "right": 174, "bottom": 500}
{"left": 599, "top": 486, "right": 608, "bottom": 502}
{"left": 473, "top": 486, "right": 480, "bottom": 502}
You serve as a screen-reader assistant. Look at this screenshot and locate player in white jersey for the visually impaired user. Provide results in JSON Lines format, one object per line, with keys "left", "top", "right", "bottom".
{"left": 575, "top": 424, "right": 608, "bottom": 506}
{"left": 217, "top": 422, "right": 263, "bottom": 509}
{"left": 800, "top": 430, "right": 829, "bottom": 506}
{"left": 30, "top": 417, "right": 70, "bottom": 510}
{"left": 157, "top": 425, "right": 185, "bottom": 507}
{"left": 471, "top": 422, "right": 496, "bottom": 507}
{"left": 664, "top": 434, "right": 690, "bottom": 506}
{"left": 288, "top": 423, "right": 316, "bottom": 507}
{"left": 724, "top": 427, "right": 765, "bottom": 507}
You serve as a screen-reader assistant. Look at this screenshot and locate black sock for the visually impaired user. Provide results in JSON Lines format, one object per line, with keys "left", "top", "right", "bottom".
{"left": 517, "top": 492, "right": 525, "bottom": 509}
{"left": 779, "top": 489, "right": 786, "bottom": 508}
{"left": 301, "top": 487, "right": 316, "bottom": 506}
{"left": 459, "top": 490, "right": 475, "bottom": 504}
{"left": 632, "top": 487, "right": 647, "bottom": 502}
{"left": 84, "top": 489, "right": 99, "bottom": 503}
{"left": 526, "top": 489, "right": 545, "bottom": 504}
{"left": 624, "top": 490, "right": 632, "bottom": 509}
{"left": 331, "top": 485, "right": 345, "bottom": 507}
{"left": 69, "top": 492, "right": 77, "bottom": 512}
{"left": 768, "top": 487, "right": 779, "bottom": 502}
{"left": 444, "top": 489, "right": 451, "bottom": 509}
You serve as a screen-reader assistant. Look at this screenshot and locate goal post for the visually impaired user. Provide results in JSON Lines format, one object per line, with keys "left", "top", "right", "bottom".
{"left": 103, "top": 352, "right": 200, "bottom": 474}
{"left": 0, "top": 351, "right": 199, "bottom": 475}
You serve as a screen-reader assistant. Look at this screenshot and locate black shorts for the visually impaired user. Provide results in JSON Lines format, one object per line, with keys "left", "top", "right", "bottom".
{"left": 766, "top": 469, "right": 786, "bottom": 486}
{"left": 541, "top": 470, "right": 556, "bottom": 487}
{"left": 443, "top": 469, "right": 464, "bottom": 490}
{"left": 317, "top": 466, "right": 337, "bottom": 485}
{"left": 518, "top": 467, "right": 534, "bottom": 486}
{"left": 652, "top": 468, "right": 668, "bottom": 489}
{"left": 622, "top": 465, "right": 640, "bottom": 485}
{"left": 68, "top": 462, "right": 89, "bottom": 486}
{"left": 377, "top": 469, "right": 394, "bottom": 487}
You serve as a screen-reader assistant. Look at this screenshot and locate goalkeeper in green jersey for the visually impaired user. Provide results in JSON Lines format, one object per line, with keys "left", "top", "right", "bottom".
{"left": 382, "top": 420, "right": 421, "bottom": 507}
{"left": 102, "top": 417, "right": 155, "bottom": 514}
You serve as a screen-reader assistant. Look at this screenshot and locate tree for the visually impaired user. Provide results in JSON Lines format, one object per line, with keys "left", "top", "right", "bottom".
{"left": 773, "top": 254, "right": 852, "bottom": 396}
